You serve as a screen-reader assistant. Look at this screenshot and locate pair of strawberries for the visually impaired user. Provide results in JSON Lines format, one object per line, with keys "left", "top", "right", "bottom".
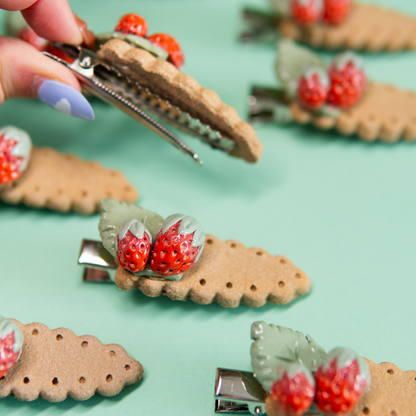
{"left": 291, "top": 0, "right": 351, "bottom": 25}
{"left": 116, "top": 214, "right": 204, "bottom": 277}
{"left": 270, "top": 347, "right": 370, "bottom": 416}
{"left": 115, "top": 13, "right": 184, "bottom": 69}
{"left": 297, "top": 52, "right": 366, "bottom": 111}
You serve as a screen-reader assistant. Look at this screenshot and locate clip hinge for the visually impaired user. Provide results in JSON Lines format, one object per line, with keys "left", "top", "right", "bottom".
{"left": 78, "top": 239, "right": 116, "bottom": 282}
{"left": 215, "top": 368, "right": 266, "bottom": 415}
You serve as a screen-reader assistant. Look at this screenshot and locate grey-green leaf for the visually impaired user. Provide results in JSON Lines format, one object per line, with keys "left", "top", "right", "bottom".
{"left": 99, "top": 199, "right": 164, "bottom": 257}
{"left": 276, "top": 39, "right": 327, "bottom": 99}
{"left": 250, "top": 321, "right": 326, "bottom": 391}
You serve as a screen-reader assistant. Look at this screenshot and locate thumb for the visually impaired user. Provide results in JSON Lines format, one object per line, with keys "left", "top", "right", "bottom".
{"left": 0, "top": 36, "right": 94, "bottom": 120}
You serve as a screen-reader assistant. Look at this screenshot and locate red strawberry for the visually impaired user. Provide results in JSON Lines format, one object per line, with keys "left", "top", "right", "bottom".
{"left": 327, "top": 52, "right": 366, "bottom": 109}
{"left": 297, "top": 67, "right": 329, "bottom": 111}
{"left": 290, "top": 0, "right": 323, "bottom": 25}
{"left": 0, "top": 126, "right": 32, "bottom": 185}
{"left": 0, "top": 317, "right": 23, "bottom": 379}
{"left": 149, "top": 214, "right": 204, "bottom": 276}
{"left": 116, "top": 219, "right": 152, "bottom": 273}
{"left": 270, "top": 363, "right": 315, "bottom": 416}
{"left": 147, "top": 33, "right": 184, "bottom": 69}
{"left": 315, "top": 347, "right": 370, "bottom": 414}
{"left": 323, "top": 0, "right": 351, "bottom": 25}
{"left": 115, "top": 13, "right": 148, "bottom": 37}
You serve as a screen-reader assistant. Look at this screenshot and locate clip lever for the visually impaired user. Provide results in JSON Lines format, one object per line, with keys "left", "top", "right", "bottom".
{"left": 215, "top": 368, "right": 266, "bottom": 415}
{"left": 78, "top": 239, "right": 116, "bottom": 282}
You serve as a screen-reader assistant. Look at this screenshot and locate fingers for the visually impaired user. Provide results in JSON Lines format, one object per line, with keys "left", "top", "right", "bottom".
{"left": 1, "top": 0, "right": 82, "bottom": 45}
{"left": 0, "top": 37, "right": 94, "bottom": 120}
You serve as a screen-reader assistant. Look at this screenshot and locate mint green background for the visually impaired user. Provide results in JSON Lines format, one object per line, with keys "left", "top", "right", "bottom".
{"left": 1, "top": 0, "right": 416, "bottom": 414}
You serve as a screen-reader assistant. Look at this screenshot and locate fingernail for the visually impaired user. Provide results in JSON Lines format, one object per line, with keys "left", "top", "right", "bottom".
{"left": 38, "top": 80, "right": 94, "bottom": 121}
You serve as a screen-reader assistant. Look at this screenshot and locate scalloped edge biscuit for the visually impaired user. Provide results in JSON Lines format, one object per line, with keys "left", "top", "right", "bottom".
{"left": 0, "top": 147, "right": 138, "bottom": 215}
{"left": 265, "top": 359, "right": 416, "bottom": 415}
{"left": 114, "top": 234, "right": 310, "bottom": 308}
{"left": 278, "top": 3, "right": 416, "bottom": 52}
{"left": 0, "top": 320, "right": 143, "bottom": 402}
{"left": 98, "top": 39, "right": 263, "bottom": 163}
{"left": 290, "top": 82, "right": 416, "bottom": 142}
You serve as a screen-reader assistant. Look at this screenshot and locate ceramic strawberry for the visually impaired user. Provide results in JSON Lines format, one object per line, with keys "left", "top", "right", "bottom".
{"left": 0, "top": 317, "right": 23, "bottom": 379}
{"left": 323, "top": 0, "right": 351, "bottom": 24}
{"left": 147, "top": 33, "right": 185, "bottom": 69}
{"left": 0, "top": 126, "right": 32, "bottom": 185}
{"left": 297, "top": 67, "right": 329, "bottom": 111}
{"left": 290, "top": 0, "right": 323, "bottom": 24}
{"left": 115, "top": 13, "right": 148, "bottom": 37}
{"left": 270, "top": 363, "right": 315, "bottom": 416}
{"left": 327, "top": 52, "right": 366, "bottom": 109}
{"left": 149, "top": 214, "right": 205, "bottom": 277}
{"left": 315, "top": 347, "right": 370, "bottom": 414}
{"left": 116, "top": 219, "right": 152, "bottom": 273}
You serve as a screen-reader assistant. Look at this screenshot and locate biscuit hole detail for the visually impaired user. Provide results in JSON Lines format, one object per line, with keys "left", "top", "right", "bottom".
{"left": 81, "top": 341, "right": 88, "bottom": 348}
{"left": 32, "top": 329, "right": 38, "bottom": 336}
{"left": 363, "top": 408, "right": 370, "bottom": 415}
{"left": 109, "top": 350, "right": 116, "bottom": 357}
{"left": 280, "top": 258, "right": 286, "bottom": 264}
{"left": 390, "top": 411, "right": 397, "bottom": 416}
{"left": 256, "top": 251, "right": 263, "bottom": 256}
{"left": 125, "top": 365, "right": 131, "bottom": 371}
{"left": 226, "top": 282, "right": 233, "bottom": 289}
{"left": 56, "top": 334, "right": 63, "bottom": 341}
{"left": 106, "top": 374, "right": 113, "bottom": 382}
{"left": 230, "top": 243, "right": 236, "bottom": 248}
{"left": 295, "top": 273, "right": 301, "bottom": 279}
{"left": 23, "top": 377, "right": 30, "bottom": 384}
{"left": 79, "top": 377, "right": 86, "bottom": 384}
{"left": 250, "top": 285, "right": 257, "bottom": 292}
{"left": 278, "top": 281, "right": 285, "bottom": 287}
{"left": 206, "top": 238, "right": 213, "bottom": 244}
{"left": 199, "top": 279, "right": 206, "bottom": 286}
{"left": 52, "top": 378, "right": 59, "bottom": 386}
{"left": 387, "top": 369, "right": 394, "bottom": 375}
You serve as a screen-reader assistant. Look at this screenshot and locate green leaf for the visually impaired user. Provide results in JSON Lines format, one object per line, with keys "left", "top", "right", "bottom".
{"left": 275, "top": 39, "right": 327, "bottom": 99}
{"left": 99, "top": 199, "right": 164, "bottom": 257}
{"left": 250, "top": 321, "right": 326, "bottom": 391}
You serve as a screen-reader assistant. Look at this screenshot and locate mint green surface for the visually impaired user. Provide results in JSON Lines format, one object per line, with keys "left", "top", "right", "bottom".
{"left": 1, "top": 0, "right": 416, "bottom": 414}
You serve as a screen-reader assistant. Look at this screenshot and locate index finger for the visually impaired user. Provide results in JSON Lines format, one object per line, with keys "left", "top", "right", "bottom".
{"left": 0, "top": 0, "right": 82, "bottom": 45}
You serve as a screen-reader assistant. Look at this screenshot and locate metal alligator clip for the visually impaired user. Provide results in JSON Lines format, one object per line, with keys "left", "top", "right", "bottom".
{"left": 240, "top": 7, "right": 278, "bottom": 43}
{"left": 78, "top": 239, "right": 116, "bottom": 283}
{"left": 43, "top": 43, "right": 235, "bottom": 165}
{"left": 248, "top": 86, "right": 293, "bottom": 125}
{"left": 215, "top": 368, "right": 266, "bottom": 415}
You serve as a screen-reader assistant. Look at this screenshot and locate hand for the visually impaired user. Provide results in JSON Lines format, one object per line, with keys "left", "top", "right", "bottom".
{"left": 0, "top": 0, "right": 94, "bottom": 120}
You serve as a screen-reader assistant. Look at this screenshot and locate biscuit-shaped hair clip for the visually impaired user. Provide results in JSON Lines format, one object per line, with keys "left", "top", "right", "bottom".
{"left": 0, "top": 126, "right": 137, "bottom": 215}
{"left": 37, "top": 13, "right": 263, "bottom": 165}
{"left": 241, "top": 1, "right": 416, "bottom": 52}
{"left": 215, "top": 322, "right": 415, "bottom": 416}
{"left": 78, "top": 198, "right": 310, "bottom": 308}
{"left": 248, "top": 40, "right": 416, "bottom": 143}
{"left": 0, "top": 316, "right": 142, "bottom": 402}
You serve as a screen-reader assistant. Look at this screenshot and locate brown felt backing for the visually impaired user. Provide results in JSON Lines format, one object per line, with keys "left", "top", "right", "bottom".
{"left": 278, "top": 3, "right": 416, "bottom": 52}
{"left": 0, "top": 320, "right": 143, "bottom": 402}
{"left": 98, "top": 39, "right": 263, "bottom": 163}
{"left": 0, "top": 147, "right": 138, "bottom": 215}
{"left": 114, "top": 234, "right": 310, "bottom": 308}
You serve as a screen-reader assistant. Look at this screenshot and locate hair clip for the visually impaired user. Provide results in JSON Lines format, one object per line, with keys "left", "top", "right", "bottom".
{"left": 241, "top": 1, "right": 416, "bottom": 52}
{"left": 78, "top": 198, "right": 310, "bottom": 308}
{"left": 215, "top": 321, "right": 414, "bottom": 416}
{"left": 0, "top": 316, "right": 142, "bottom": 402}
{"left": 0, "top": 126, "right": 137, "bottom": 214}
{"left": 248, "top": 40, "right": 416, "bottom": 143}
{"left": 17, "top": 13, "right": 261, "bottom": 165}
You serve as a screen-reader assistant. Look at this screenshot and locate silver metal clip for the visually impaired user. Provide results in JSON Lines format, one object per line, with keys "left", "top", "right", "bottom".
{"left": 248, "top": 86, "right": 293, "bottom": 125}
{"left": 215, "top": 368, "right": 266, "bottom": 415}
{"left": 78, "top": 239, "right": 116, "bottom": 283}
{"left": 43, "top": 43, "right": 235, "bottom": 164}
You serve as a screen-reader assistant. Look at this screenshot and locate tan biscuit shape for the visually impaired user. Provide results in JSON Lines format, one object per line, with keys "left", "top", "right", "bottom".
{"left": 114, "top": 234, "right": 310, "bottom": 308}
{"left": 290, "top": 82, "right": 416, "bottom": 142}
{"left": 265, "top": 359, "right": 416, "bottom": 416}
{"left": 278, "top": 3, "right": 416, "bottom": 52}
{"left": 98, "top": 39, "right": 263, "bottom": 163}
{"left": 0, "top": 320, "right": 143, "bottom": 402}
{"left": 0, "top": 147, "right": 138, "bottom": 215}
